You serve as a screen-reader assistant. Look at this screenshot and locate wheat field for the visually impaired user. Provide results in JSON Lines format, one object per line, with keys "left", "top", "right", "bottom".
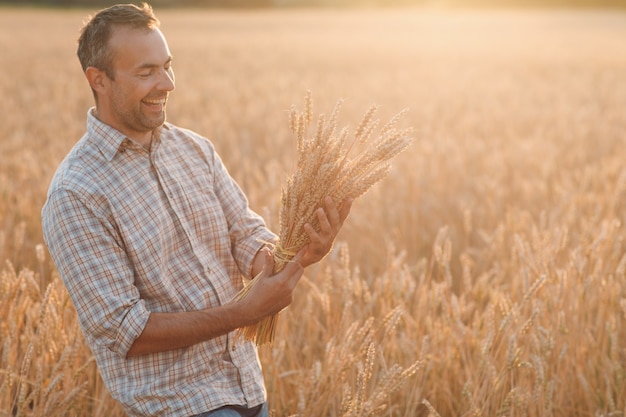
{"left": 1, "top": 5, "right": 625, "bottom": 416}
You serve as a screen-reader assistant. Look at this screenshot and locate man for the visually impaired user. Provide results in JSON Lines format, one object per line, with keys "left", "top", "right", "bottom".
{"left": 41, "top": 3, "right": 351, "bottom": 417}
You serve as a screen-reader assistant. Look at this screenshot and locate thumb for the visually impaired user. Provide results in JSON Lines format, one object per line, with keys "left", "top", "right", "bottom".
{"left": 280, "top": 246, "right": 306, "bottom": 288}
{"left": 291, "top": 245, "right": 307, "bottom": 267}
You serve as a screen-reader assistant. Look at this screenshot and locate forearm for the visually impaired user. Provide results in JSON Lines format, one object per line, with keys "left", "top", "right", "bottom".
{"left": 128, "top": 248, "right": 305, "bottom": 358}
{"left": 128, "top": 250, "right": 270, "bottom": 358}
{"left": 126, "top": 302, "right": 254, "bottom": 358}
{"left": 125, "top": 237, "right": 273, "bottom": 357}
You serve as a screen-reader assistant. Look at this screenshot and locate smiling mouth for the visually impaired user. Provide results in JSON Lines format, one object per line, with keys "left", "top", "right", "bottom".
{"left": 143, "top": 97, "right": 167, "bottom": 108}
{"left": 142, "top": 97, "right": 167, "bottom": 112}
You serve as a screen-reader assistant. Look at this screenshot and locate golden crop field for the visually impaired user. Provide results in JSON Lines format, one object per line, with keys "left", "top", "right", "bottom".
{"left": 1, "top": 5, "right": 625, "bottom": 416}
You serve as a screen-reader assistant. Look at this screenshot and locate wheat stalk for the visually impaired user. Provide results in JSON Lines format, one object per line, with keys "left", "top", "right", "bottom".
{"left": 233, "top": 92, "right": 413, "bottom": 345}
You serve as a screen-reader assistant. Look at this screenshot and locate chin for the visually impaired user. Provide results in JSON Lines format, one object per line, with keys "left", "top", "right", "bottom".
{"left": 145, "top": 114, "right": 166, "bottom": 129}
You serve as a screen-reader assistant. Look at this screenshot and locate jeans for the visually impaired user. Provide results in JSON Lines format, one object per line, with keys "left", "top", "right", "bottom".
{"left": 192, "top": 403, "right": 268, "bottom": 417}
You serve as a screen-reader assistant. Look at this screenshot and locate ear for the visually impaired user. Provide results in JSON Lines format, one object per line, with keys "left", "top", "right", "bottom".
{"left": 85, "top": 66, "right": 108, "bottom": 95}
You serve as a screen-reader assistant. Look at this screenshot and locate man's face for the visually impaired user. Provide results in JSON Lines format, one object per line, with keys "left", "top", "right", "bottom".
{"left": 98, "top": 25, "right": 175, "bottom": 144}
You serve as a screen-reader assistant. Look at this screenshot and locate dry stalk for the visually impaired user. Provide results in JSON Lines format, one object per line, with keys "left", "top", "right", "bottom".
{"left": 233, "top": 92, "right": 413, "bottom": 345}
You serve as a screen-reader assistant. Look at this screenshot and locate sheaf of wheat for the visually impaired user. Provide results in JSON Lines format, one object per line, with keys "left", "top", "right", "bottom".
{"left": 234, "top": 92, "right": 413, "bottom": 345}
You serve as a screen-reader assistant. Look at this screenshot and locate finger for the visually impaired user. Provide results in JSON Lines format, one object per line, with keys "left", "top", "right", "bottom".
{"left": 283, "top": 248, "right": 305, "bottom": 285}
{"left": 323, "top": 196, "right": 342, "bottom": 230}
{"left": 338, "top": 198, "right": 353, "bottom": 223}
{"left": 304, "top": 222, "right": 321, "bottom": 243}
{"left": 316, "top": 206, "right": 332, "bottom": 235}
{"left": 260, "top": 250, "right": 274, "bottom": 278}
{"left": 292, "top": 245, "right": 307, "bottom": 265}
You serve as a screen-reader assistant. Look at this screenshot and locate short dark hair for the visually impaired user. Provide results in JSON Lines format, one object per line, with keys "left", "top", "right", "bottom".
{"left": 77, "top": 2, "right": 159, "bottom": 80}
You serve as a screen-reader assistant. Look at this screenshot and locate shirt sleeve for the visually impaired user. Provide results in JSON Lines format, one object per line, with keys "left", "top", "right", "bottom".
{"left": 208, "top": 146, "right": 277, "bottom": 279}
{"left": 42, "top": 188, "right": 150, "bottom": 358}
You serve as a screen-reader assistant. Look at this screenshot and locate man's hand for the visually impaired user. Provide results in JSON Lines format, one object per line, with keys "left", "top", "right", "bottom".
{"left": 242, "top": 247, "right": 306, "bottom": 320}
{"left": 127, "top": 249, "right": 305, "bottom": 357}
{"left": 251, "top": 196, "right": 352, "bottom": 276}
{"left": 301, "top": 196, "right": 352, "bottom": 268}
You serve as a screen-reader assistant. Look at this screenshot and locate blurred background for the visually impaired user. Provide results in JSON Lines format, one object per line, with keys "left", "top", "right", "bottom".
{"left": 2, "top": 0, "right": 626, "bottom": 8}
{"left": 1, "top": 0, "right": 625, "bottom": 414}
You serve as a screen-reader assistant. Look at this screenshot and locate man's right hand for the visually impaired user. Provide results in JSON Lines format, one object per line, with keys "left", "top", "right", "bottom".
{"left": 239, "top": 246, "right": 306, "bottom": 322}
{"left": 126, "top": 248, "right": 305, "bottom": 358}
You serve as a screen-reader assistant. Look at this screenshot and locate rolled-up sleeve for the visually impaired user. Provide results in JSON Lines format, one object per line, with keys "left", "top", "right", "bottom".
{"left": 42, "top": 188, "right": 150, "bottom": 358}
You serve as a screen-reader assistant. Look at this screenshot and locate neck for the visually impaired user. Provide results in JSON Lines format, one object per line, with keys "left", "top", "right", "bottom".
{"left": 92, "top": 108, "right": 153, "bottom": 150}
{"left": 132, "top": 132, "right": 153, "bottom": 150}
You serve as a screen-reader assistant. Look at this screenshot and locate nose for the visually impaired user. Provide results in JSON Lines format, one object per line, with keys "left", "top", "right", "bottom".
{"left": 158, "top": 67, "right": 175, "bottom": 92}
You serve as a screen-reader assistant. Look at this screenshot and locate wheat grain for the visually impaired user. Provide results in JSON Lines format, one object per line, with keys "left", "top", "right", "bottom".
{"left": 234, "top": 92, "right": 412, "bottom": 345}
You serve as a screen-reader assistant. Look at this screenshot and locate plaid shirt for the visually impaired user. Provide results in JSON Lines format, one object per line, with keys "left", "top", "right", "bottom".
{"left": 42, "top": 109, "right": 276, "bottom": 417}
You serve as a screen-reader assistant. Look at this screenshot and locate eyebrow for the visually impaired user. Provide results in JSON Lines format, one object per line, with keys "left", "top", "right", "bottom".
{"left": 136, "top": 56, "right": 173, "bottom": 70}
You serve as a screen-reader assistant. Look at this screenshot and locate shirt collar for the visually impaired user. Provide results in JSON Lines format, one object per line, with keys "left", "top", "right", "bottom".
{"left": 86, "top": 108, "right": 170, "bottom": 161}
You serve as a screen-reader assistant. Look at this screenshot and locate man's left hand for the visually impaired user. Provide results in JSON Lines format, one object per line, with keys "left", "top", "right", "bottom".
{"left": 301, "top": 196, "right": 353, "bottom": 268}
